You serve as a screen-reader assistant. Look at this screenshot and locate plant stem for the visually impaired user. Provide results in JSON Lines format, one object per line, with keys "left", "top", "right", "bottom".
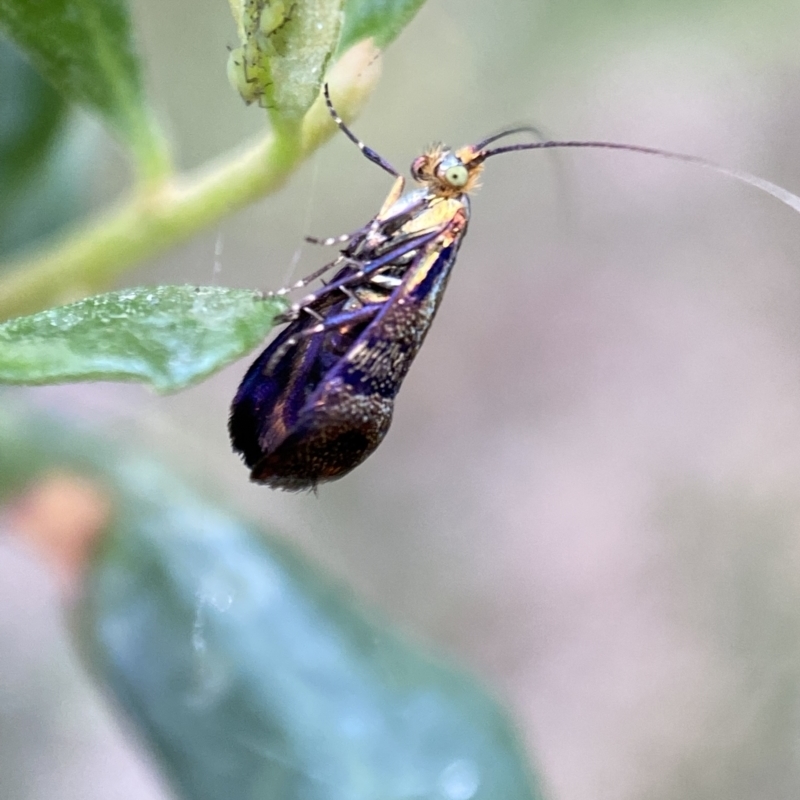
{"left": 0, "top": 132, "right": 290, "bottom": 321}
{"left": 0, "top": 42, "right": 380, "bottom": 321}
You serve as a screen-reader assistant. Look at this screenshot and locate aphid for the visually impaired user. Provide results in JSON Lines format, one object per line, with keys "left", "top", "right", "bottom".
{"left": 230, "top": 85, "right": 800, "bottom": 491}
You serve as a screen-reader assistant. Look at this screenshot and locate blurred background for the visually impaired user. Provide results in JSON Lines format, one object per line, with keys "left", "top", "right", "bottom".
{"left": 4, "top": 0, "right": 800, "bottom": 797}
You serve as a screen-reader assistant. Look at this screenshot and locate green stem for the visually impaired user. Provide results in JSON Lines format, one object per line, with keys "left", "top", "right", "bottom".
{"left": 0, "top": 127, "right": 302, "bottom": 321}
{"left": 129, "top": 111, "right": 175, "bottom": 187}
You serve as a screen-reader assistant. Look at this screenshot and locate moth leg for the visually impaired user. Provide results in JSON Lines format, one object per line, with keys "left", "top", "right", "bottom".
{"left": 305, "top": 232, "right": 357, "bottom": 247}
{"left": 304, "top": 220, "right": 371, "bottom": 249}
{"left": 338, "top": 286, "right": 364, "bottom": 307}
{"left": 377, "top": 176, "right": 407, "bottom": 217}
{"left": 301, "top": 306, "right": 325, "bottom": 322}
{"left": 305, "top": 182, "right": 428, "bottom": 262}
{"left": 270, "top": 255, "right": 348, "bottom": 298}
{"left": 288, "top": 227, "right": 443, "bottom": 313}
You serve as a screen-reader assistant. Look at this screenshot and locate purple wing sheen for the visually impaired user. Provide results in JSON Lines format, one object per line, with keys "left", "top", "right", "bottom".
{"left": 230, "top": 206, "right": 469, "bottom": 490}
{"left": 228, "top": 316, "right": 326, "bottom": 468}
{"left": 318, "top": 238, "right": 464, "bottom": 400}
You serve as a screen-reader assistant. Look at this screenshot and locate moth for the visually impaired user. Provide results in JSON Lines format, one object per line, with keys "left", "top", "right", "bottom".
{"left": 230, "top": 85, "right": 800, "bottom": 491}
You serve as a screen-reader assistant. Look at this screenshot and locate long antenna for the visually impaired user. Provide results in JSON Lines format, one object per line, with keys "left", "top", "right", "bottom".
{"left": 474, "top": 125, "right": 549, "bottom": 150}
{"left": 473, "top": 140, "right": 800, "bottom": 217}
{"left": 323, "top": 84, "right": 400, "bottom": 178}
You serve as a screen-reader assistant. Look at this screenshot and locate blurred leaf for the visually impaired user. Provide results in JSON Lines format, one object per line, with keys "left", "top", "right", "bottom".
{"left": 81, "top": 460, "right": 542, "bottom": 800}
{"left": 0, "top": 0, "right": 168, "bottom": 178}
{"left": 0, "top": 37, "right": 65, "bottom": 198}
{"left": 338, "top": 0, "right": 426, "bottom": 54}
{"left": 0, "top": 402, "right": 91, "bottom": 498}
{"left": 0, "top": 286, "right": 288, "bottom": 392}
{"left": 0, "top": 403, "right": 543, "bottom": 800}
{"left": 0, "top": 37, "right": 93, "bottom": 259}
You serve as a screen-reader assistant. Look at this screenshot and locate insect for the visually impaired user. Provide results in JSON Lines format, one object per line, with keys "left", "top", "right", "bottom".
{"left": 230, "top": 85, "right": 800, "bottom": 491}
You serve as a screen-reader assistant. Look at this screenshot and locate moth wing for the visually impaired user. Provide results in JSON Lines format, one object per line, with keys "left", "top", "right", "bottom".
{"left": 228, "top": 320, "right": 325, "bottom": 468}
{"left": 312, "top": 234, "right": 464, "bottom": 402}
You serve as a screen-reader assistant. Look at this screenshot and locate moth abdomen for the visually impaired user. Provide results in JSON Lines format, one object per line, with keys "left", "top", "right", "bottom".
{"left": 249, "top": 381, "right": 394, "bottom": 491}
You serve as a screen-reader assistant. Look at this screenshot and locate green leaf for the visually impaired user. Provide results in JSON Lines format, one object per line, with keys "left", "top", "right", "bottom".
{"left": 0, "top": 285, "right": 287, "bottom": 392}
{"left": 267, "top": 0, "right": 344, "bottom": 122}
{"left": 0, "top": 36, "right": 90, "bottom": 258}
{"left": 227, "top": 0, "right": 344, "bottom": 123}
{"left": 338, "top": 0, "right": 426, "bottom": 54}
{"left": 0, "top": 36, "right": 65, "bottom": 201}
{"left": 0, "top": 0, "right": 169, "bottom": 180}
{"left": 80, "top": 459, "right": 543, "bottom": 800}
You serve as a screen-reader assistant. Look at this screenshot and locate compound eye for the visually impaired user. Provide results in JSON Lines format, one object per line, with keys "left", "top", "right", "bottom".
{"left": 411, "top": 156, "right": 427, "bottom": 181}
{"left": 443, "top": 164, "right": 469, "bottom": 188}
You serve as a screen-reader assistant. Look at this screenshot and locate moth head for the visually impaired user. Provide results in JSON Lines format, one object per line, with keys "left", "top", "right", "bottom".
{"left": 411, "top": 145, "right": 484, "bottom": 196}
